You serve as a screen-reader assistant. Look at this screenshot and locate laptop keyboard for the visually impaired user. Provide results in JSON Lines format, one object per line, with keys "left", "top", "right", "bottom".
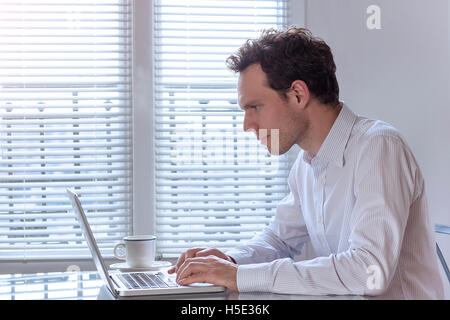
{"left": 116, "top": 272, "right": 179, "bottom": 290}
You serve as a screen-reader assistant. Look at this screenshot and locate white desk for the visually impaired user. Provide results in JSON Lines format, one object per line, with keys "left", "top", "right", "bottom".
{"left": 0, "top": 270, "right": 367, "bottom": 300}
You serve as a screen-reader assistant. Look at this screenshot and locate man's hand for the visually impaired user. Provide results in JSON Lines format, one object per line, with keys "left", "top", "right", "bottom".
{"left": 168, "top": 247, "right": 235, "bottom": 274}
{"left": 167, "top": 247, "right": 238, "bottom": 292}
{"left": 175, "top": 255, "right": 238, "bottom": 291}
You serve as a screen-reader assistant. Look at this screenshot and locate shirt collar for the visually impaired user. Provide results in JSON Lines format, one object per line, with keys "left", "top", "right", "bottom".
{"left": 302, "top": 102, "right": 357, "bottom": 168}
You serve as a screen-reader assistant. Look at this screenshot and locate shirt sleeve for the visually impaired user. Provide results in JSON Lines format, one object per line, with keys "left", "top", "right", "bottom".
{"left": 235, "top": 136, "right": 419, "bottom": 295}
{"left": 226, "top": 155, "right": 310, "bottom": 265}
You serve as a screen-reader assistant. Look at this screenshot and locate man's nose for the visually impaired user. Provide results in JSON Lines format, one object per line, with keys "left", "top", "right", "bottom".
{"left": 243, "top": 113, "right": 257, "bottom": 135}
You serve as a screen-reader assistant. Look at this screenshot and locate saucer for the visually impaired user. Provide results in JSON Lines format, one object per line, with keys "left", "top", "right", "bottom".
{"left": 109, "top": 261, "right": 172, "bottom": 272}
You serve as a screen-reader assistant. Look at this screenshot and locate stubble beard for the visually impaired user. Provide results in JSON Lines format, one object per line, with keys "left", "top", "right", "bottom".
{"left": 266, "top": 115, "right": 310, "bottom": 156}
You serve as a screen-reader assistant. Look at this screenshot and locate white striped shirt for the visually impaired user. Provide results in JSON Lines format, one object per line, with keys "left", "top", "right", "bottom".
{"left": 227, "top": 103, "right": 445, "bottom": 299}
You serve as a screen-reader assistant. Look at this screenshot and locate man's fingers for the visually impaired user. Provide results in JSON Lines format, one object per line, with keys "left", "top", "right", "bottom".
{"left": 179, "top": 272, "right": 212, "bottom": 286}
{"left": 195, "top": 248, "right": 211, "bottom": 257}
{"left": 172, "top": 251, "right": 186, "bottom": 273}
{"left": 190, "top": 248, "right": 233, "bottom": 262}
{"left": 175, "top": 256, "right": 218, "bottom": 282}
{"left": 186, "top": 248, "right": 202, "bottom": 259}
{"left": 195, "top": 248, "right": 223, "bottom": 258}
{"left": 167, "top": 266, "right": 175, "bottom": 274}
{"left": 176, "top": 260, "right": 210, "bottom": 283}
{"left": 172, "top": 247, "right": 210, "bottom": 273}
{"left": 173, "top": 255, "right": 238, "bottom": 292}
{"left": 171, "top": 247, "right": 232, "bottom": 276}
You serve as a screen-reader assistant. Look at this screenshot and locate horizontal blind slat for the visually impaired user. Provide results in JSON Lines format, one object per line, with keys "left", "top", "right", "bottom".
{"left": 0, "top": 210, "right": 130, "bottom": 221}
{"left": 156, "top": 210, "right": 276, "bottom": 218}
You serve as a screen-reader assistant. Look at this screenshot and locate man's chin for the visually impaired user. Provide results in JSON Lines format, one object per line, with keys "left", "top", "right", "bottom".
{"left": 266, "top": 141, "right": 293, "bottom": 156}
{"left": 259, "top": 135, "right": 288, "bottom": 156}
{"left": 266, "top": 145, "right": 285, "bottom": 156}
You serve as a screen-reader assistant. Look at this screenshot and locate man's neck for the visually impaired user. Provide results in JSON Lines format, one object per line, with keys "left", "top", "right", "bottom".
{"left": 300, "top": 101, "right": 342, "bottom": 157}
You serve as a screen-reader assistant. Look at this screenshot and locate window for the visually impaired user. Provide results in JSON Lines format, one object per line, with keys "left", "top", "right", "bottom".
{"left": 0, "top": 0, "right": 292, "bottom": 269}
{"left": 153, "top": 0, "right": 290, "bottom": 258}
{"left": 0, "top": 0, "right": 133, "bottom": 261}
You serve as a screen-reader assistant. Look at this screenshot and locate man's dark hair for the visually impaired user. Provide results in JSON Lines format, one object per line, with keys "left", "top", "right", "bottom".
{"left": 226, "top": 27, "right": 340, "bottom": 106}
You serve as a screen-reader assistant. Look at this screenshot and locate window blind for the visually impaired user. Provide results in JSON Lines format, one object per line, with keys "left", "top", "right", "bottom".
{"left": 154, "top": 0, "right": 289, "bottom": 258}
{"left": 0, "top": 0, "right": 133, "bottom": 260}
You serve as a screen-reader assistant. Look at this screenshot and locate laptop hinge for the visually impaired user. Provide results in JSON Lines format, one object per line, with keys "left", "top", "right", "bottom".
{"left": 109, "top": 275, "right": 120, "bottom": 297}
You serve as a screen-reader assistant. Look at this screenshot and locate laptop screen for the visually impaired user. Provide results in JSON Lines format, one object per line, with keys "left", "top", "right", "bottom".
{"left": 66, "top": 188, "right": 117, "bottom": 296}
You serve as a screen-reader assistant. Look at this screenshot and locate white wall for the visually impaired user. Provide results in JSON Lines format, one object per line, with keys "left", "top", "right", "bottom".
{"left": 296, "top": 0, "right": 449, "bottom": 295}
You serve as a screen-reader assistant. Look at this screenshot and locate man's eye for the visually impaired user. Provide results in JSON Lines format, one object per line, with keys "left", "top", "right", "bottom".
{"left": 251, "top": 106, "right": 260, "bottom": 111}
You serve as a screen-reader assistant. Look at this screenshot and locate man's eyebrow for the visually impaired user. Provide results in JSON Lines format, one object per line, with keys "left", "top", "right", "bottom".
{"left": 240, "top": 100, "right": 262, "bottom": 109}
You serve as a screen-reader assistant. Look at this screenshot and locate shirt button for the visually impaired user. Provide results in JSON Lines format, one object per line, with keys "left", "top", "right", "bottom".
{"left": 317, "top": 216, "right": 322, "bottom": 223}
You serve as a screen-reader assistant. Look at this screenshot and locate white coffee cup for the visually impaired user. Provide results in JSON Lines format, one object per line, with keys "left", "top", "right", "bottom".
{"left": 113, "top": 235, "right": 156, "bottom": 268}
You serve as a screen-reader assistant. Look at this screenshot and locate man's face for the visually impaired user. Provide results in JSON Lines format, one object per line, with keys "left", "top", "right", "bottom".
{"left": 238, "top": 63, "right": 308, "bottom": 155}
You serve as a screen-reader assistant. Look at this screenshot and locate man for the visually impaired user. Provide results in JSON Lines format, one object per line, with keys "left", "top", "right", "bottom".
{"left": 167, "top": 27, "right": 445, "bottom": 299}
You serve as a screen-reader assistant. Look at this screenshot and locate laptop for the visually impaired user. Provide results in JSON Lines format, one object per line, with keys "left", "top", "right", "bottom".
{"left": 66, "top": 188, "right": 225, "bottom": 297}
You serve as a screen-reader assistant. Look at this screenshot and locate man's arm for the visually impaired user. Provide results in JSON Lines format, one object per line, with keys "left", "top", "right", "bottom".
{"left": 172, "top": 186, "right": 309, "bottom": 290}
{"left": 173, "top": 157, "right": 311, "bottom": 290}
{"left": 236, "top": 136, "right": 418, "bottom": 295}
{"left": 227, "top": 156, "right": 310, "bottom": 265}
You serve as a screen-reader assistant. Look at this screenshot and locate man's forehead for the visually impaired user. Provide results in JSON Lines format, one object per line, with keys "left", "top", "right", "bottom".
{"left": 239, "top": 63, "right": 265, "bottom": 83}
{"left": 237, "top": 64, "right": 268, "bottom": 107}
{"left": 237, "top": 81, "right": 254, "bottom": 108}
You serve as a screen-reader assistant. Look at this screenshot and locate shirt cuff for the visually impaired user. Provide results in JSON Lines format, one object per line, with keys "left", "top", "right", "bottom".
{"left": 236, "top": 262, "right": 274, "bottom": 292}
{"left": 225, "top": 248, "right": 257, "bottom": 265}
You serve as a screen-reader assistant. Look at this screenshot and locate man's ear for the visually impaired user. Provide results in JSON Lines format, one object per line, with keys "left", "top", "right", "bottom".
{"left": 289, "top": 80, "right": 310, "bottom": 109}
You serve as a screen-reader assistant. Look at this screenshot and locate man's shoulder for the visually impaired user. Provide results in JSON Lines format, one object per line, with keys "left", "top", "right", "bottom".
{"left": 351, "top": 115, "right": 406, "bottom": 147}
{"left": 348, "top": 115, "right": 419, "bottom": 172}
